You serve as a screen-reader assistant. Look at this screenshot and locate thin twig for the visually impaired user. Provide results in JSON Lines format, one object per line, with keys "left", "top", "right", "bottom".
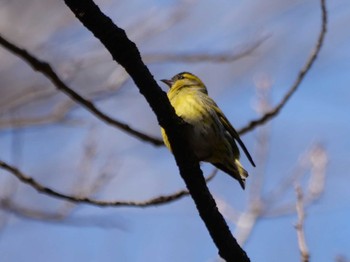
{"left": 262, "top": 144, "right": 327, "bottom": 218}
{"left": 295, "top": 186, "right": 310, "bottom": 262}
{"left": 144, "top": 35, "right": 269, "bottom": 64}
{"left": 0, "top": 160, "right": 217, "bottom": 207}
{"left": 64, "top": 1, "right": 250, "bottom": 258}
{"left": 0, "top": 99, "right": 75, "bottom": 128}
{"left": 238, "top": 0, "right": 327, "bottom": 135}
{"left": 0, "top": 198, "right": 69, "bottom": 221}
{"left": 233, "top": 74, "right": 273, "bottom": 246}
{"left": 0, "top": 34, "right": 163, "bottom": 146}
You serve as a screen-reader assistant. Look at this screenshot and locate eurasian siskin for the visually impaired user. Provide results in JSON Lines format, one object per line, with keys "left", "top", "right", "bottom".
{"left": 161, "top": 72, "right": 255, "bottom": 189}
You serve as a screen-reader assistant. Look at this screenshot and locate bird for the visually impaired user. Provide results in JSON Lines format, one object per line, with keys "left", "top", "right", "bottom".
{"left": 160, "top": 72, "right": 255, "bottom": 189}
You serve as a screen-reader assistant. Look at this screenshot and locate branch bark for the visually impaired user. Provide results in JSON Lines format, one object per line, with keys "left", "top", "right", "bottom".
{"left": 0, "top": 160, "right": 217, "bottom": 207}
{"left": 295, "top": 186, "right": 310, "bottom": 262}
{"left": 62, "top": 0, "right": 249, "bottom": 261}
{"left": 238, "top": 0, "right": 327, "bottom": 135}
{"left": 0, "top": 34, "right": 163, "bottom": 146}
{"left": 0, "top": 0, "right": 328, "bottom": 260}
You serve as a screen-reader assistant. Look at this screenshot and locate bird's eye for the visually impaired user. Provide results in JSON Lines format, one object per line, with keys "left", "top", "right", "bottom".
{"left": 178, "top": 75, "right": 185, "bottom": 80}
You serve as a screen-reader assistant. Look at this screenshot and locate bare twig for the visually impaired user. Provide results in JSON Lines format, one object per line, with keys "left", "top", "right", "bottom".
{"left": 306, "top": 144, "right": 328, "bottom": 200}
{"left": 0, "top": 128, "right": 122, "bottom": 221}
{"left": 127, "top": 0, "right": 196, "bottom": 42}
{"left": 0, "top": 85, "right": 54, "bottom": 113}
{"left": 238, "top": 0, "right": 327, "bottom": 135}
{"left": 234, "top": 199, "right": 263, "bottom": 246}
{"left": 0, "top": 198, "right": 68, "bottom": 221}
{"left": 0, "top": 160, "right": 217, "bottom": 208}
{"left": 233, "top": 74, "right": 273, "bottom": 246}
{"left": 295, "top": 186, "right": 310, "bottom": 262}
{"left": 0, "top": 70, "right": 130, "bottom": 128}
{"left": 0, "top": 99, "right": 75, "bottom": 128}
{"left": 249, "top": 73, "right": 272, "bottom": 201}
{"left": 144, "top": 35, "right": 269, "bottom": 64}
{"left": 160, "top": 0, "right": 327, "bottom": 249}
{"left": 0, "top": 34, "right": 163, "bottom": 146}
{"left": 0, "top": 77, "right": 131, "bottom": 129}
{"left": 64, "top": 1, "right": 250, "bottom": 258}
{"left": 263, "top": 144, "right": 328, "bottom": 218}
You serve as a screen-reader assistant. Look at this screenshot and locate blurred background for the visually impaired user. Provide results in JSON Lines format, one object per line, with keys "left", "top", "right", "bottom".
{"left": 0, "top": 0, "right": 349, "bottom": 261}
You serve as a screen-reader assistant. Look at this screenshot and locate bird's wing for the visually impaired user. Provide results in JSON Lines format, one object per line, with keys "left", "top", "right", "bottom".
{"left": 212, "top": 104, "right": 256, "bottom": 167}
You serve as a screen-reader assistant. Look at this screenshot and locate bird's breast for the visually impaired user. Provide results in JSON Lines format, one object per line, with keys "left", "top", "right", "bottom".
{"left": 169, "top": 93, "right": 224, "bottom": 160}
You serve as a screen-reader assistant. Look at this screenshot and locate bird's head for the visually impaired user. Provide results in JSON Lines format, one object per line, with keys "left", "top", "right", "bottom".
{"left": 161, "top": 72, "right": 207, "bottom": 94}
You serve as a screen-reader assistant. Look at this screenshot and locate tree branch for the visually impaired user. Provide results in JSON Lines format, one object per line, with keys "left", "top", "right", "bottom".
{"left": 62, "top": 1, "right": 249, "bottom": 260}
{"left": 0, "top": 34, "right": 163, "bottom": 146}
{"left": 0, "top": 0, "right": 328, "bottom": 259}
{"left": 295, "top": 186, "right": 310, "bottom": 262}
{"left": 238, "top": 0, "right": 327, "bottom": 135}
{"left": 0, "top": 160, "right": 217, "bottom": 208}
{"left": 262, "top": 143, "right": 328, "bottom": 218}
{"left": 144, "top": 34, "right": 269, "bottom": 64}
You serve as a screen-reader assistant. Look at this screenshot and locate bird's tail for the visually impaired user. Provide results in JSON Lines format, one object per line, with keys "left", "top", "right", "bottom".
{"left": 234, "top": 159, "right": 249, "bottom": 189}
{"left": 213, "top": 159, "right": 248, "bottom": 189}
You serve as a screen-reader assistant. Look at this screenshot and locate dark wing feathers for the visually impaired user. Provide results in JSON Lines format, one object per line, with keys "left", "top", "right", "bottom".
{"left": 204, "top": 96, "right": 255, "bottom": 167}
{"left": 214, "top": 107, "right": 256, "bottom": 167}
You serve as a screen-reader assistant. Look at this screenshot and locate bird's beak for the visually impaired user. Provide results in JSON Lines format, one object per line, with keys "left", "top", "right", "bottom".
{"left": 161, "top": 79, "right": 173, "bottom": 88}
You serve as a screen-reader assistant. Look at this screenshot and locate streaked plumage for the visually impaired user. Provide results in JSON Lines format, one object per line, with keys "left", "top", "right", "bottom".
{"left": 161, "top": 72, "right": 255, "bottom": 189}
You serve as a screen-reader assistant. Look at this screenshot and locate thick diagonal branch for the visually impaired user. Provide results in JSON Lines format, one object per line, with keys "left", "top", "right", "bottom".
{"left": 63, "top": 1, "right": 249, "bottom": 261}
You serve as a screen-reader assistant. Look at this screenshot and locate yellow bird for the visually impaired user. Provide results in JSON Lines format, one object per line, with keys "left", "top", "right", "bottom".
{"left": 161, "top": 72, "right": 255, "bottom": 189}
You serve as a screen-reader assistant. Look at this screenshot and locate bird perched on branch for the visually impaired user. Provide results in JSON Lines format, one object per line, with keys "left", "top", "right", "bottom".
{"left": 161, "top": 72, "right": 255, "bottom": 189}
